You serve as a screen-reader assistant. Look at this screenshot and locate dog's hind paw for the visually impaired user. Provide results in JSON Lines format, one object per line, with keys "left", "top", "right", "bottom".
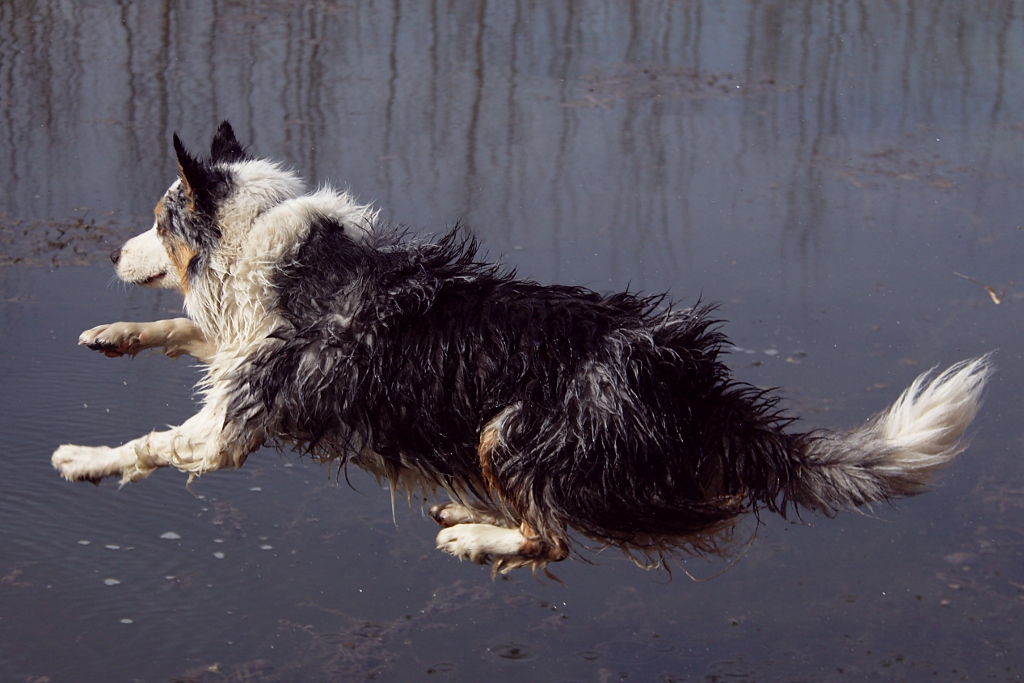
{"left": 436, "top": 523, "right": 526, "bottom": 564}
{"left": 52, "top": 444, "right": 135, "bottom": 483}
{"left": 429, "top": 502, "right": 500, "bottom": 527}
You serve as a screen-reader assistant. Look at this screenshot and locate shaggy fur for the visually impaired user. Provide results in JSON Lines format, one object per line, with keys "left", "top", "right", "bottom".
{"left": 53, "top": 122, "right": 992, "bottom": 573}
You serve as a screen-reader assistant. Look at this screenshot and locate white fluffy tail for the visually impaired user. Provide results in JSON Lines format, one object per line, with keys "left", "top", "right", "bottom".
{"left": 795, "top": 355, "right": 992, "bottom": 511}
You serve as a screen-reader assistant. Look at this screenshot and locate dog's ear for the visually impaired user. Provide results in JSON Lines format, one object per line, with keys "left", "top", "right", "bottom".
{"left": 173, "top": 133, "right": 213, "bottom": 210}
{"left": 210, "top": 121, "right": 248, "bottom": 163}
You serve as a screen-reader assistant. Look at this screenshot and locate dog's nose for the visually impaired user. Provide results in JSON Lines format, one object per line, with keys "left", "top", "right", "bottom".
{"left": 110, "top": 247, "right": 121, "bottom": 265}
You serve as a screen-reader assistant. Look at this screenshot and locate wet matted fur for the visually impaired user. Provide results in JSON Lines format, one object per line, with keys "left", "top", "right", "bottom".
{"left": 54, "top": 122, "right": 992, "bottom": 574}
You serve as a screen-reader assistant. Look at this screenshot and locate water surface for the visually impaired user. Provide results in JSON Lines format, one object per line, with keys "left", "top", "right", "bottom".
{"left": 2, "top": 2, "right": 1023, "bottom": 681}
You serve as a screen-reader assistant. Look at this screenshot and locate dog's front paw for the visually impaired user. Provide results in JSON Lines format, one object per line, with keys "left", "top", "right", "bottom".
{"left": 436, "top": 524, "right": 525, "bottom": 564}
{"left": 52, "top": 444, "right": 133, "bottom": 483}
{"left": 79, "top": 322, "right": 145, "bottom": 357}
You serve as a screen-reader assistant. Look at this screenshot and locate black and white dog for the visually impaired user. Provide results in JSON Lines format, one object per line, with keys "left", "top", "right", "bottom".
{"left": 53, "top": 123, "right": 991, "bottom": 573}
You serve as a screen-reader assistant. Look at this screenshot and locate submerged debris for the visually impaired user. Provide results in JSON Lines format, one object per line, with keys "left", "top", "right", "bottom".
{"left": 566, "top": 63, "right": 791, "bottom": 107}
{"left": 167, "top": 581, "right": 493, "bottom": 682}
{"left": 0, "top": 211, "right": 139, "bottom": 267}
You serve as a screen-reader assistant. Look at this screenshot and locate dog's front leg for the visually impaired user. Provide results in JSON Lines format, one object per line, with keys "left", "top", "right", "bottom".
{"left": 79, "top": 319, "right": 215, "bottom": 363}
{"left": 52, "top": 404, "right": 253, "bottom": 485}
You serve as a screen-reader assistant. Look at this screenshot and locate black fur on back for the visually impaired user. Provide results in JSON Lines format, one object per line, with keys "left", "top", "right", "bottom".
{"left": 225, "top": 219, "right": 814, "bottom": 553}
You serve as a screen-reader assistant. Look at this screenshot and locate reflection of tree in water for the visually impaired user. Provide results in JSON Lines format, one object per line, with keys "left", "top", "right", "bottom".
{"left": 0, "top": 1, "right": 1018, "bottom": 286}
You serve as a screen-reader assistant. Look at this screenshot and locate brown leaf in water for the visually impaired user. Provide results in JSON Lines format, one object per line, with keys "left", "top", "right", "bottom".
{"left": 955, "top": 272, "right": 1003, "bottom": 304}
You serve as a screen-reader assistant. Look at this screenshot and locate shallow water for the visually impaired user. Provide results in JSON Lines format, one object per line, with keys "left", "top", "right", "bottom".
{"left": 2, "top": 2, "right": 1023, "bottom": 681}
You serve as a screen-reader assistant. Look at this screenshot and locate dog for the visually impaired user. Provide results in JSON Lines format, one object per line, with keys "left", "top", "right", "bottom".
{"left": 53, "top": 122, "right": 991, "bottom": 573}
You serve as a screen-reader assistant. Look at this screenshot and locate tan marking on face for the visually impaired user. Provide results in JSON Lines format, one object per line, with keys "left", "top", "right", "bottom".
{"left": 164, "top": 235, "right": 196, "bottom": 296}
{"left": 154, "top": 196, "right": 165, "bottom": 218}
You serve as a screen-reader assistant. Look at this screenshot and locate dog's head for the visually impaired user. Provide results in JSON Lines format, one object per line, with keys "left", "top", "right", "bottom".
{"left": 112, "top": 121, "right": 303, "bottom": 294}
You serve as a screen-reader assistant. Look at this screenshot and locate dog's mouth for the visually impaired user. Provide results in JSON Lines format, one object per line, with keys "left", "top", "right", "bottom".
{"left": 139, "top": 271, "right": 167, "bottom": 286}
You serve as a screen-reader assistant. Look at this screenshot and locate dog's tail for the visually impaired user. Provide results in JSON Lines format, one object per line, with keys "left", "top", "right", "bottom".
{"left": 787, "top": 355, "right": 992, "bottom": 513}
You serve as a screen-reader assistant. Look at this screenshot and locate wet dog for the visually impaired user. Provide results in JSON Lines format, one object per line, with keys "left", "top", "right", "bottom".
{"left": 53, "top": 122, "right": 991, "bottom": 573}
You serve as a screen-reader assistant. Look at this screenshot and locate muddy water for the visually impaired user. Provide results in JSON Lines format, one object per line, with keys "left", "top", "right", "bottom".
{"left": 2, "top": 2, "right": 1023, "bottom": 681}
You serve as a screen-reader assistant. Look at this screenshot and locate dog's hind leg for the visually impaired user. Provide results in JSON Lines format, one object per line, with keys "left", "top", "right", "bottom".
{"left": 434, "top": 405, "right": 569, "bottom": 572}
{"left": 79, "top": 319, "right": 214, "bottom": 362}
{"left": 53, "top": 402, "right": 253, "bottom": 484}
